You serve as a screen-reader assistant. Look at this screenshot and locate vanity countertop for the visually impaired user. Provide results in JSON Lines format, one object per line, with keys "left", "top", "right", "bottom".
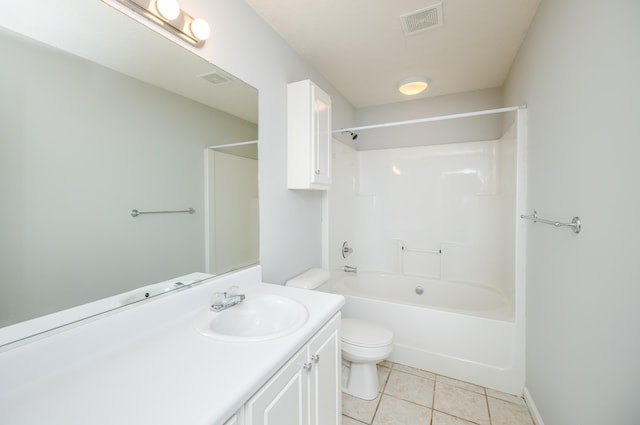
{"left": 0, "top": 266, "right": 344, "bottom": 425}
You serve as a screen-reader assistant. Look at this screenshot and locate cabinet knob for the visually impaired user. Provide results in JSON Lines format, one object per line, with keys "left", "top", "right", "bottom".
{"left": 315, "top": 169, "right": 320, "bottom": 175}
{"left": 311, "top": 354, "right": 320, "bottom": 363}
{"left": 303, "top": 362, "right": 313, "bottom": 371}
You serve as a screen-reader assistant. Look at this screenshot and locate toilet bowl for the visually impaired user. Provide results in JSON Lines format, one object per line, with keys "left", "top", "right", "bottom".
{"left": 285, "top": 268, "right": 394, "bottom": 401}
{"left": 341, "top": 318, "right": 393, "bottom": 400}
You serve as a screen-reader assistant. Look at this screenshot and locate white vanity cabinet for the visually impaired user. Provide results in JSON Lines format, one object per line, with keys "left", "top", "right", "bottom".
{"left": 0, "top": 269, "right": 346, "bottom": 425}
{"left": 244, "top": 313, "right": 341, "bottom": 425}
{"left": 223, "top": 412, "right": 243, "bottom": 425}
{"left": 287, "top": 79, "right": 332, "bottom": 190}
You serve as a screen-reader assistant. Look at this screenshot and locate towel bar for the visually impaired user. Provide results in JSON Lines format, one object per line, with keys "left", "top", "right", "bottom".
{"left": 520, "top": 211, "right": 581, "bottom": 234}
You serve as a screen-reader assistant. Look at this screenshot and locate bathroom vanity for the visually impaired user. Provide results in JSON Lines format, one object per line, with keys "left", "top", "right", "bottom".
{"left": 0, "top": 266, "right": 344, "bottom": 425}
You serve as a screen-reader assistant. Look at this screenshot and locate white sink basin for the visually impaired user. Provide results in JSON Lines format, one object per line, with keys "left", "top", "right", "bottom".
{"left": 193, "top": 293, "right": 308, "bottom": 342}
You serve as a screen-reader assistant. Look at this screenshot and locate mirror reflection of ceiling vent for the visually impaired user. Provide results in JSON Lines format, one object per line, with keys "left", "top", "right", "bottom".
{"left": 400, "top": 3, "right": 443, "bottom": 36}
{"left": 200, "top": 71, "right": 233, "bottom": 86}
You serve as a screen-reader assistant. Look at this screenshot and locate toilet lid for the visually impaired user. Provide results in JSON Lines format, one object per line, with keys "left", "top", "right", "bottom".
{"left": 341, "top": 318, "right": 393, "bottom": 348}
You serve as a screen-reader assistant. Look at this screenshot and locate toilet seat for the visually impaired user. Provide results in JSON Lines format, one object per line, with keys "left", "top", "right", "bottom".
{"left": 341, "top": 318, "right": 393, "bottom": 348}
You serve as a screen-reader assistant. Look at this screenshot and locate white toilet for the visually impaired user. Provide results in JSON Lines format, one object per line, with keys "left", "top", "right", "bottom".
{"left": 286, "top": 268, "right": 394, "bottom": 400}
{"left": 341, "top": 318, "right": 393, "bottom": 400}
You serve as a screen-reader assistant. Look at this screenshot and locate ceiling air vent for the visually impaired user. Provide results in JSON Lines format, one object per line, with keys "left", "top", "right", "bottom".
{"left": 200, "top": 71, "right": 233, "bottom": 86}
{"left": 400, "top": 3, "right": 443, "bottom": 36}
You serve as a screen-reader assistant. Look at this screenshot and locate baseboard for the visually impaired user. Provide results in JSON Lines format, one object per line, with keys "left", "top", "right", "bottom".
{"left": 523, "top": 387, "right": 545, "bottom": 425}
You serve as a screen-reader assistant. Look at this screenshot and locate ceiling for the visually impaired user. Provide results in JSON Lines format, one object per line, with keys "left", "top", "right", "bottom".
{"left": 245, "top": 0, "right": 541, "bottom": 108}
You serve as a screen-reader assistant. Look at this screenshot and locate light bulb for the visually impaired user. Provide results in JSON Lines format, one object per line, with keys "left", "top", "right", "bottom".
{"left": 156, "top": 0, "right": 181, "bottom": 21}
{"left": 190, "top": 18, "right": 211, "bottom": 41}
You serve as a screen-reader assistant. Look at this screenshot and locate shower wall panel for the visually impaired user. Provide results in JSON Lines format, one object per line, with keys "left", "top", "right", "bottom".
{"left": 330, "top": 138, "right": 516, "bottom": 296}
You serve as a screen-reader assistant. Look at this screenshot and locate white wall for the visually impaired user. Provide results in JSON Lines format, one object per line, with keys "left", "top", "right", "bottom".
{"left": 206, "top": 151, "right": 259, "bottom": 275}
{"left": 351, "top": 88, "right": 505, "bottom": 150}
{"left": 154, "top": 0, "right": 357, "bottom": 284}
{"left": 503, "top": 0, "right": 640, "bottom": 423}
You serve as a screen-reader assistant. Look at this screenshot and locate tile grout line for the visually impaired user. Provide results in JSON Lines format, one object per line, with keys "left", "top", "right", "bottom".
{"left": 430, "top": 374, "right": 436, "bottom": 425}
{"left": 368, "top": 364, "right": 392, "bottom": 424}
{"left": 389, "top": 362, "right": 438, "bottom": 422}
{"left": 383, "top": 393, "right": 433, "bottom": 409}
{"left": 485, "top": 386, "right": 493, "bottom": 425}
{"left": 343, "top": 413, "right": 369, "bottom": 425}
{"left": 361, "top": 362, "right": 531, "bottom": 425}
{"left": 433, "top": 377, "right": 486, "bottom": 425}
{"left": 486, "top": 394, "right": 537, "bottom": 425}
{"left": 431, "top": 407, "right": 485, "bottom": 425}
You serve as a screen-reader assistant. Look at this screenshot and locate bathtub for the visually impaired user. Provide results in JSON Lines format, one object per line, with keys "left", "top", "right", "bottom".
{"left": 321, "top": 272, "right": 524, "bottom": 394}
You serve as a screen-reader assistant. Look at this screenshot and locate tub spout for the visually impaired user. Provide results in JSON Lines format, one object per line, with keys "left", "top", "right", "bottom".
{"left": 344, "top": 265, "right": 358, "bottom": 273}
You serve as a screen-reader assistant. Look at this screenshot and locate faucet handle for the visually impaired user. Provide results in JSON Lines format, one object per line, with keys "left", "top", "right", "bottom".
{"left": 211, "top": 292, "right": 225, "bottom": 306}
{"left": 342, "top": 241, "right": 353, "bottom": 258}
{"left": 227, "top": 285, "right": 241, "bottom": 296}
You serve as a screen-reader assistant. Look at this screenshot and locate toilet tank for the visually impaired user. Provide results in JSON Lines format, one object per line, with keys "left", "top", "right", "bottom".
{"left": 285, "top": 268, "right": 331, "bottom": 290}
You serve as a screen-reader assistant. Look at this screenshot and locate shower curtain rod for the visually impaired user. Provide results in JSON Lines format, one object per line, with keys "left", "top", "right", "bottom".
{"left": 331, "top": 105, "right": 526, "bottom": 133}
{"left": 207, "top": 140, "right": 258, "bottom": 149}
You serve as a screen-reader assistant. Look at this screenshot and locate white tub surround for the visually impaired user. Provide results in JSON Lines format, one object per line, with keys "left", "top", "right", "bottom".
{"left": 0, "top": 266, "right": 345, "bottom": 425}
{"left": 323, "top": 272, "right": 523, "bottom": 395}
{"left": 332, "top": 272, "right": 513, "bottom": 321}
{"left": 325, "top": 109, "right": 527, "bottom": 396}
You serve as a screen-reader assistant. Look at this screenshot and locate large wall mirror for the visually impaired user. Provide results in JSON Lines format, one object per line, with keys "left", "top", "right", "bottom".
{"left": 0, "top": 0, "right": 259, "bottom": 346}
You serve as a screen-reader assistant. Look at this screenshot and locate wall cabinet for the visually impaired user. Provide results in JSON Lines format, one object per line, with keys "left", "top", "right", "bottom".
{"left": 243, "top": 313, "right": 341, "bottom": 425}
{"left": 287, "top": 79, "right": 332, "bottom": 190}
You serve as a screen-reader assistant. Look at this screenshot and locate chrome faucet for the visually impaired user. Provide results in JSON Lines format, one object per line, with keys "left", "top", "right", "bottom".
{"left": 210, "top": 287, "right": 246, "bottom": 312}
{"left": 343, "top": 265, "right": 358, "bottom": 273}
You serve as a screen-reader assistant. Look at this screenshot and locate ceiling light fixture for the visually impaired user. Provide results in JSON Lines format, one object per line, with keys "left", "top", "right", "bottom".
{"left": 398, "top": 76, "right": 430, "bottom": 96}
{"left": 115, "top": 0, "right": 210, "bottom": 46}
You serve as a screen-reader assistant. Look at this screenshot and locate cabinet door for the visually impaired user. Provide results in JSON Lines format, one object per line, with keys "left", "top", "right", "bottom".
{"left": 245, "top": 348, "right": 309, "bottom": 425}
{"left": 310, "top": 84, "right": 332, "bottom": 186}
{"left": 223, "top": 413, "right": 240, "bottom": 425}
{"left": 308, "top": 314, "right": 341, "bottom": 425}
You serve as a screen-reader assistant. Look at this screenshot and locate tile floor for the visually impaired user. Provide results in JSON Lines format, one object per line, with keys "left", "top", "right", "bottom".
{"left": 342, "top": 361, "right": 534, "bottom": 425}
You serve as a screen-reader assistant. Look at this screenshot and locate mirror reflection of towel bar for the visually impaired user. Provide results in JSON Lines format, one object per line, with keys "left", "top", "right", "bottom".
{"left": 401, "top": 244, "right": 441, "bottom": 254}
{"left": 131, "top": 208, "right": 195, "bottom": 218}
{"left": 520, "top": 211, "right": 581, "bottom": 234}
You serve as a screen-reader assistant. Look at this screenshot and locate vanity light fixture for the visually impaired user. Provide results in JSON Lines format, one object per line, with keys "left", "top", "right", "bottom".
{"left": 190, "top": 18, "right": 211, "bottom": 42}
{"left": 115, "top": 0, "right": 210, "bottom": 46}
{"left": 155, "top": 0, "right": 181, "bottom": 20}
{"left": 398, "top": 76, "right": 430, "bottom": 96}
